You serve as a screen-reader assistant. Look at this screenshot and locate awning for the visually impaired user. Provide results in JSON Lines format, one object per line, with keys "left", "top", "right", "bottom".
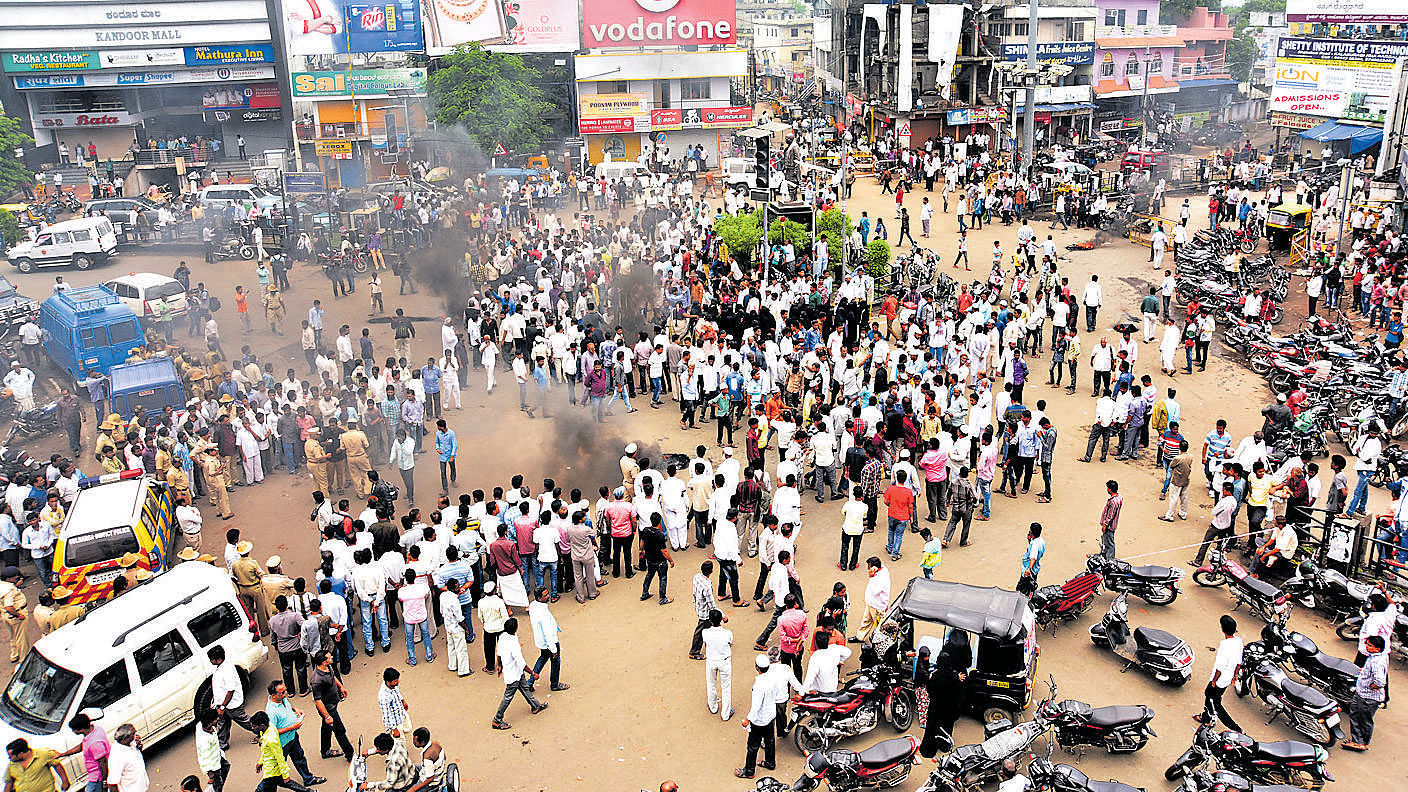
{"left": 1178, "top": 78, "right": 1239, "bottom": 88}
{"left": 1013, "top": 102, "right": 1098, "bottom": 113}
{"left": 1298, "top": 120, "right": 1384, "bottom": 154}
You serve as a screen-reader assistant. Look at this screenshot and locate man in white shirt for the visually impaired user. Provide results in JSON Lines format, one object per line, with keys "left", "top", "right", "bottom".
{"left": 208, "top": 645, "right": 256, "bottom": 750}
{"left": 801, "top": 631, "right": 853, "bottom": 693}
{"left": 702, "top": 609, "right": 734, "bottom": 720}
{"left": 1081, "top": 395, "right": 1118, "bottom": 463}
{"left": 1082, "top": 275, "right": 1103, "bottom": 332}
{"left": 853, "top": 557, "right": 891, "bottom": 642}
{"left": 737, "top": 656, "right": 776, "bottom": 777}
{"left": 105, "top": 724, "right": 149, "bottom": 792}
{"left": 1348, "top": 427, "right": 1383, "bottom": 516}
{"left": 1198, "top": 615, "right": 1243, "bottom": 730}
{"left": 491, "top": 617, "right": 545, "bottom": 729}
{"left": 527, "top": 588, "right": 568, "bottom": 691}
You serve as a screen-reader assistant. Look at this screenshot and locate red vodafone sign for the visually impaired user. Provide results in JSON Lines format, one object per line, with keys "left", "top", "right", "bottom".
{"left": 585, "top": 0, "right": 737, "bottom": 48}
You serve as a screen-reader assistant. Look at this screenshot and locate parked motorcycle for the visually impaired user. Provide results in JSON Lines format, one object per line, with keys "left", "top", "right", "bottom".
{"left": 1192, "top": 544, "right": 1293, "bottom": 626}
{"left": 1027, "top": 753, "right": 1145, "bottom": 792}
{"left": 1164, "top": 717, "right": 1333, "bottom": 789}
{"left": 1179, "top": 768, "right": 1305, "bottom": 792}
{"left": 1036, "top": 696, "right": 1156, "bottom": 754}
{"left": 1335, "top": 608, "right": 1408, "bottom": 663}
{"left": 1233, "top": 643, "right": 1344, "bottom": 746}
{"left": 1085, "top": 555, "right": 1182, "bottom": 605}
{"left": 1257, "top": 622, "right": 1360, "bottom": 705}
{"left": 917, "top": 711, "right": 1054, "bottom": 792}
{"left": 1280, "top": 561, "right": 1375, "bottom": 621}
{"left": 756, "top": 736, "right": 920, "bottom": 792}
{"left": 212, "top": 236, "right": 256, "bottom": 261}
{"left": 3, "top": 400, "right": 59, "bottom": 445}
{"left": 1030, "top": 570, "right": 1104, "bottom": 631}
{"left": 1088, "top": 593, "right": 1194, "bottom": 685}
{"left": 789, "top": 664, "right": 915, "bottom": 754}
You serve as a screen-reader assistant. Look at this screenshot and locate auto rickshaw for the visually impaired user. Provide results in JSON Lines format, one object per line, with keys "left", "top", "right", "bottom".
{"left": 866, "top": 579, "right": 1039, "bottom": 724}
{"left": 1265, "top": 202, "right": 1312, "bottom": 252}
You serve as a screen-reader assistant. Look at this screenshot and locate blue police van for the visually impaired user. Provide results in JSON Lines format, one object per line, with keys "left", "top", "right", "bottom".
{"left": 40, "top": 286, "right": 143, "bottom": 379}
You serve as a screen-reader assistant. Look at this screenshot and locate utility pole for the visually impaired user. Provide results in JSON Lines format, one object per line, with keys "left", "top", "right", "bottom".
{"left": 1140, "top": 45, "right": 1151, "bottom": 146}
{"left": 1020, "top": 0, "right": 1039, "bottom": 177}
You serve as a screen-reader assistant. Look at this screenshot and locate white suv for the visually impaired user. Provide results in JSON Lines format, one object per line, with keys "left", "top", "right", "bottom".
{"left": 198, "top": 184, "right": 282, "bottom": 213}
{"left": 103, "top": 272, "right": 189, "bottom": 320}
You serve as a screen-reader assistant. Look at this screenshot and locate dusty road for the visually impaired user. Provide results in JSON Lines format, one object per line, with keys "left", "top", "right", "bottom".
{"left": 3, "top": 171, "right": 1400, "bottom": 792}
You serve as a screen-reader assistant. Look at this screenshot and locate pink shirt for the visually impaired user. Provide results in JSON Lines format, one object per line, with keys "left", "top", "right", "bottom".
{"left": 82, "top": 727, "right": 111, "bottom": 781}
{"left": 779, "top": 609, "right": 809, "bottom": 654}
{"left": 398, "top": 582, "right": 430, "bottom": 624}
{"left": 977, "top": 445, "right": 999, "bottom": 482}
{"left": 918, "top": 450, "right": 949, "bottom": 483}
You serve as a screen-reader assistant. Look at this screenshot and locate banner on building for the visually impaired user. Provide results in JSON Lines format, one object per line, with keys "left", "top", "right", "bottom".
{"left": 1270, "top": 39, "right": 1402, "bottom": 122}
{"left": 292, "top": 68, "right": 427, "bottom": 97}
{"left": 579, "top": 117, "right": 637, "bottom": 134}
{"left": 580, "top": 92, "right": 651, "bottom": 117}
{"left": 200, "top": 84, "right": 281, "bottom": 110}
{"left": 284, "top": 0, "right": 424, "bottom": 55}
{"left": 1287, "top": 0, "right": 1408, "bottom": 24}
{"left": 583, "top": 0, "right": 736, "bottom": 49}
{"left": 1000, "top": 42, "right": 1097, "bottom": 65}
{"left": 845, "top": 93, "right": 863, "bottom": 120}
{"left": 1269, "top": 111, "right": 1325, "bottom": 129}
{"left": 423, "top": 0, "right": 581, "bottom": 54}
{"left": 0, "top": 1, "right": 272, "bottom": 50}
{"left": 946, "top": 107, "right": 1007, "bottom": 125}
{"left": 284, "top": 172, "right": 328, "bottom": 193}
{"left": 651, "top": 108, "right": 683, "bottom": 130}
{"left": 927, "top": 3, "right": 963, "bottom": 80}
{"left": 315, "top": 139, "right": 353, "bottom": 157}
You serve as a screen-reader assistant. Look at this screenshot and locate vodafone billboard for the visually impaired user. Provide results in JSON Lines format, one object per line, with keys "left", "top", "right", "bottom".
{"left": 584, "top": 0, "right": 737, "bottom": 48}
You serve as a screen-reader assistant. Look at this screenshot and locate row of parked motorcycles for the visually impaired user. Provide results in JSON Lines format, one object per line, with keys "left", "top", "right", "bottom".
{"left": 754, "top": 675, "right": 1333, "bottom": 792}
{"left": 753, "top": 541, "right": 1377, "bottom": 792}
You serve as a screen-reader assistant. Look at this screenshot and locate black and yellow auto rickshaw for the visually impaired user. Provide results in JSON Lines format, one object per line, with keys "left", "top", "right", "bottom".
{"left": 1265, "top": 202, "right": 1312, "bottom": 252}
{"left": 866, "top": 579, "right": 1039, "bottom": 723}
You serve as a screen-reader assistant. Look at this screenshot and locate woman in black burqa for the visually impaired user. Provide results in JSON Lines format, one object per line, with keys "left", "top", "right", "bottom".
{"left": 919, "top": 630, "right": 971, "bottom": 758}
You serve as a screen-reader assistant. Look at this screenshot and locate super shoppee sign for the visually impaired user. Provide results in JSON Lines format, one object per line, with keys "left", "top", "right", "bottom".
{"left": 584, "top": 0, "right": 736, "bottom": 48}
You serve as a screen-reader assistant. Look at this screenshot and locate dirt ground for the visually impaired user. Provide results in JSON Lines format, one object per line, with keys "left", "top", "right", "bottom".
{"left": 4, "top": 167, "right": 1400, "bottom": 792}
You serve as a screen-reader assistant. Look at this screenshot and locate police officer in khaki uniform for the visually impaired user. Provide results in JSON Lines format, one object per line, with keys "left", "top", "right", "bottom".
{"left": 46, "top": 586, "right": 84, "bottom": 631}
{"left": 231, "top": 540, "right": 268, "bottom": 635}
{"left": 165, "top": 459, "right": 191, "bottom": 503}
{"left": 260, "top": 556, "right": 296, "bottom": 617}
{"left": 341, "top": 419, "right": 373, "bottom": 500}
{"left": 0, "top": 567, "right": 27, "bottom": 662}
{"left": 94, "top": 419, "right": 117, "bottom": 458}
{"left": 198, "top": 447, "right": 233, "bottom": 519}
{"left": 305, "top": 427, "right": 331, "bottom": 495}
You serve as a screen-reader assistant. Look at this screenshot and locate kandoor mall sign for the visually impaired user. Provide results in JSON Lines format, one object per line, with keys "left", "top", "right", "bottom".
{"left": 583, "top": 0, "right": 736, "bottom": 48}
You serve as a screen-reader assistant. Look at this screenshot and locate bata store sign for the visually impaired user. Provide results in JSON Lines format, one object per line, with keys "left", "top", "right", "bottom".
{"left": 33, "top": 111, "right": 132, "bottom": 128}
{"left": 584, "top": 0, "right": 736, "bottom": 48}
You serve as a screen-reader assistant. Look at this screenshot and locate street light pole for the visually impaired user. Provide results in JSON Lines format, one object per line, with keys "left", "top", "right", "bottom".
{"left": 1021, "top": 0, "right": 1039, "bottom": 177}
{"left": 1140, "top": 45, "right": 1151, "bottom": 146}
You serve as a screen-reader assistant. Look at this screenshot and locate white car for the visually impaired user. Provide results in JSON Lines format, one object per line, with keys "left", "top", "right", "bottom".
{"left": 0, "top": 562, "right": 266, "bottom": 789}
{"left": 197, "top": 183, "right": 282, "bottom": 213}
{"left": 103, "top": 272, "right": 188, "bottom": 320}
{"left": 6, "top": 217, "right": 118, "bottom": 273}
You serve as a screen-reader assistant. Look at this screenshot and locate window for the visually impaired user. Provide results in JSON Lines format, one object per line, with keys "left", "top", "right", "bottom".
{"left": 679, "top": 79, "right": 710, "bottom": 100}
{"left": 1101, "top": 60, "right": 1115, "bottom": 77}
{"left": 1147, "top": 54, "right": 1163, "bottom": 74}
{"left": 34, "top": 234, "right": 52, "bottom": 247}
{"left": 0, "top": 653, "right": 81, "bottom": 734}
{"left": 1013, "top": 22, "right": 1028, "bottom": 36}
{"left": 1103, "top": 9, "right": 1125, "bottom": 26}
{"left": 79, "top": 661, "right": 132, "bottom": 713}
{"left": 107, "top": 321, "right": 139, "bottom": 346}
{"left": 1125, "top": 57, "right": 1140, "bottom": 75}
{"left": 657, "top": 79, "right": 671, "bottom": 109}
{"left": 1136, "top": 9, "right": 1148, "bottom": 25}
{"left": 603, "top": 81, "right": 630, "bottom": 94}
{"left": 1066, "top": 21, "right": 1087, "bottom": 40}
{"left": 79, "top": 327, "right": 103, "bottom": 348}
{"left": 51, "top": 233, "right": 71, "bottom": 245}
{"left": 602, "top": 136, "right": 626, "bottom": 159}
{"left": 63, "top": 526, "right": 139, "bottom": 566}
{"left": 134, "top": 630, "right": 194, "bottom": 685}
{"left": 188, "top": 603, "right": 241, "bottom": 648}
{"left": 71, "top": 229, "right": 91, "bottom": 242}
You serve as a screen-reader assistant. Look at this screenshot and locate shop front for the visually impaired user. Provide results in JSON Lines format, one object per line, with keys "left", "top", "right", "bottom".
{"left": 0, "top": 0, "right": 278, "bottom": 165}
{"left": 291, "top": 68, "right": 429, "bottom": 188}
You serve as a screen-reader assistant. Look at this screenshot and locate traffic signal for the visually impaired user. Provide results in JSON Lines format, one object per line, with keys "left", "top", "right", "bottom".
{"left": 754, "top": 137, "right": 769, "bottom": 191}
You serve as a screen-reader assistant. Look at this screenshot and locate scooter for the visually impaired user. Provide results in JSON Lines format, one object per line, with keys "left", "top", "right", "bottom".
{"left": 1165, "top": 715, "right": 1333, "bottom": 789}
{"left": 1085, "top": 554, "right": 1182, "bottom": 605}
{"left": 1233, "top": 642, "right": 1345, "bottom": 746}
{"left": 789, "top": 664, "right": 916, "bottom": 754}
{"left": 1192, "top": 543, "right": 1293, "bottom": 626}
{"left": 1257, "top": 622, "right": 1360, "bottom": 704}
{"left": 1089, "top": 593, "right": 1195, "bottom": 685}
{"left": 3, "top": 400, "right": 59, "bottom": 445}
{"left": 1030, "top": 570, "right": 1104, "bottom": 632}
{"left": 756, "top": 736, "right": 920, "bottom": 792}
{"left": 1027, "top": 751, "right": 1146, "bottom": 792}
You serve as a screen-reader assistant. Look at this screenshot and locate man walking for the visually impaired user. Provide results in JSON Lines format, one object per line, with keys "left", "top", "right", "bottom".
{"left": 702, "top": 609, "right": 734, "bottom": 720}
{"left": 309, "top": 651, "right": 353, "bottom": 760}
{"left": 263, "top": 681, "right": 325, "bottom": 788}
{"left": 1191, "top": 482, "right": 1238, "bottom": 566}
{"left": 528, "top": 587, "right": 569, "bottom": 692}
{"left": 735, "top": 656, "right": 777, "bottom": 779}
{"left": 883, "top": 471, "right": 915, "bottom": 561}
{"left": 1196, "top": 615, "right": 1242, "bottom": 731}
{"left": 208, "top": 646, "right": 256, "bottom": 750}
{"left": 491, "top": 617, "right": 546, "bottom": 729}
{"left": 1099, "top": 480, "right": 1122, "bottom": 559}
{"left": 691, "top": 561, "right": 721, "bottom": 659}
{"left": 851, "top": 557, "right": 890, "bottom": 643}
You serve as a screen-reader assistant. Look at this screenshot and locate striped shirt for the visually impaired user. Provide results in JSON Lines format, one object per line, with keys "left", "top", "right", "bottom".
{"left": 1159, "top": 430, "right": 1184, "bottom": 459}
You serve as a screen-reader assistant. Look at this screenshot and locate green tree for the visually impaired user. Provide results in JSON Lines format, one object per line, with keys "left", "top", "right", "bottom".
{"left": 864, "top": 239, "right": 892, "bottom": 278}
{"left": 713, "top": 211, "right": 763, "bottom": 264}
{"left": 1226, "top": 35, "right": 1259, "bottom": 83}
{"left": 768, "top": 217, "right": 812, "bottom": 249}
{"left": 815, "top": 208, "right": 854, "bottom": 264}
{"left": 0, "top": 208, "right": 19, "bottom": 250}
{"left": 427, "top": 42, "right": 555, "bottom": 153}
{"left": 0, "top": 115, "right": 33, "bottom": 199}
